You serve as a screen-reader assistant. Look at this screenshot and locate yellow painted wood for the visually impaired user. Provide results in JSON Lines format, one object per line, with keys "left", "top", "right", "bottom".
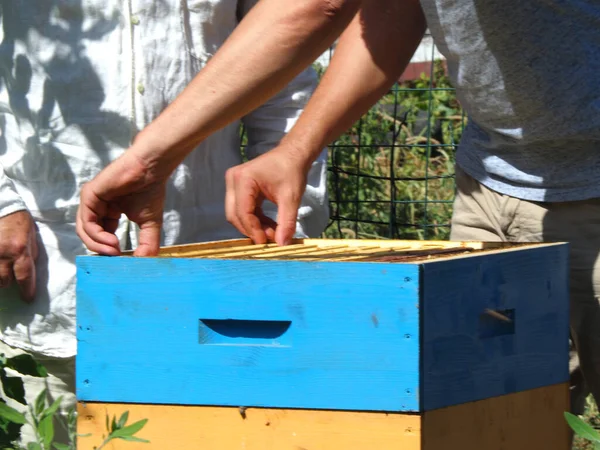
{"left": 76, "top": 403, "right": 421, "bottom": 450}
{"left": 422, "top": 383, "right": 570, "bottom": 450}
{"left": 76, "top": 384, "right": 569, "bottom": 450}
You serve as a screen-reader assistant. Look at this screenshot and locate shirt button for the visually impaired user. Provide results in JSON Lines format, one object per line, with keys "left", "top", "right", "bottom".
{"left": 131, "top": 15, "right": 140, "bottom": 25}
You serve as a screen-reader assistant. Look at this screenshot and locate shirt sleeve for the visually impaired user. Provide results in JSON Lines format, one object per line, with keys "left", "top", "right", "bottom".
{"left": 0, "top": 163, "right": 27, "bottom": 218}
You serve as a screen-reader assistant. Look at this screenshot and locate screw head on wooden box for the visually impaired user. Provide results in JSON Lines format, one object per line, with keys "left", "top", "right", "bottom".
{"left": 75, "top": 238, "right": 570, "bottom": 415}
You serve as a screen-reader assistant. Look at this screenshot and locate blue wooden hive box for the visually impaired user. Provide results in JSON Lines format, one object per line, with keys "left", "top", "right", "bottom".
{"left": 75, "top": 238, "right": 571, "bottom": 449}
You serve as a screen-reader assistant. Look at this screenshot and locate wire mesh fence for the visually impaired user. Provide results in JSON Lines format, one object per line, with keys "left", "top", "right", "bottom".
{"left": 317, "top": 35, "right": 466, "bottom": 241}
{"left": 241, "top": 34, "right": 466, "bottom": 241}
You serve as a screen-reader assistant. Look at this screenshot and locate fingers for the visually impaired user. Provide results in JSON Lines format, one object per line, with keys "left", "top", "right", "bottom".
{"left": 225, "top": 169, "right": 244, "bottom": 235}
{"left": 226, "top": 168, "right": 268, "bottom": 244}
{"left": 133, "top": 222, "right": 161, "bottom": 257}
{"left": 225, "top": 159, "right": 302, "bottom": 247}
{"left": 12, "top": 253, "right": 36, "bottom": 303}
{"left": 0, "top": 260, "right": 14, "bottom": 289}
{"left": 274, "top": 197, "right": 300, "bottom": 247}
{"left": 255, "top": 208, "right": 277, "bottom": 242}
{"left": 103, "top": 204, "right": 123, "bottom": 235}
{"left": 0, "top": 256, "right": 36, "bottom": 302}
{"left": 0, "top": 211, "right": 38, "bottom": 301}
{"left": 29, "top": 223, "right": 39, "bottom": 261}
{"left": 237, "top": 179, "right": 268, "bottom": 245}
{"left": 76, "top": 185, "right": 121, "bottom": 256}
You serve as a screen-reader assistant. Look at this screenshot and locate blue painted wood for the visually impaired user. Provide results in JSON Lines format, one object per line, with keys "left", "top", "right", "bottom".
{"left": 75, "top": 257, "right": 420, "bottom": 412}
{"left": 421, "top": 244, "right": 570, "bottom": 411}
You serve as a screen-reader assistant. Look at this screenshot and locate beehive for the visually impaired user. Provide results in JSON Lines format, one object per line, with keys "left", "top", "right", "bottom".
{"left": 75, "top": 238, "right": 571, "bottom": 449}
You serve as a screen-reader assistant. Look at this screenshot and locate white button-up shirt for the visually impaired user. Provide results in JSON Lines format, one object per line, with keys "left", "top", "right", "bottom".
{"left": 0, "top": 0, "right": 329, "bottom": 358}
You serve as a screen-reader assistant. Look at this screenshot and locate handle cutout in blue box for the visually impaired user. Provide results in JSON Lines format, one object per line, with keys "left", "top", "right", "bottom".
{"left": 478, "top": 308, "right": 515, "bottom": 338}
{"left": 199, "top": 319, "right": 292, "bottom": 347}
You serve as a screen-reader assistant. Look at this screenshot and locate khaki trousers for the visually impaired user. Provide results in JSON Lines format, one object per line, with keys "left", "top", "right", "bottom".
{"left": 450, "top": 165, "right": 600, "bottom": 416}
{"left": 0, "top": 340, "right": 76, "bottom": 447}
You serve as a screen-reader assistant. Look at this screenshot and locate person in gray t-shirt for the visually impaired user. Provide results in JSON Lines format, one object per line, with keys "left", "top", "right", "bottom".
{"left": 218, "top": 0, "right": 600, "bottom": 423}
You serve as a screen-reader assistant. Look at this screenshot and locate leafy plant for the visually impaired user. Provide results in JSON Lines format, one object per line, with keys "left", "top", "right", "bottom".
{"left": 566, "top": 412, "right": 600, "bottom": 449}
{"left": 92, "top": 411, "right": 149, "bottom": 450}
{"left": 0, "top": 351, "right": 49, "bottom": 448}
{"left": 313, "top": 59, "right": 465, "bottom": 241}
{"left": 0, "top": 353, "right": 149, "bottom": 449}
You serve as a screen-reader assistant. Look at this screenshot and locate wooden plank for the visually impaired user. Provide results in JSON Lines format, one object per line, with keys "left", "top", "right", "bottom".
{"left": 76, "top": 384, "right": 569, "bottom": 450}
{"left": 75, "top": 258, "right": 421, "bottom": 411}
{"left": 148, "top": 238, "right": 470, "bottom": 257}
{"left": 421, "top": 244, "right": 570, "bottom": 411}
{"left": 422, "top": 383, "right": 570, "bottom": 450}
{"left": 118, "top": 237, "right": 557, "bottom": 262}
{"left": 154, "top": 238, "right": 254, "bottom": 257}
{"left": 76, "top": 403, "right": 422, "bottom": 450}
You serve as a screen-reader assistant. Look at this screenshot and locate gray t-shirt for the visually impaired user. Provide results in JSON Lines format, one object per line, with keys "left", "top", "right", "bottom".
{"left": 420, "top": 0, "right": 600, "bottom": 202}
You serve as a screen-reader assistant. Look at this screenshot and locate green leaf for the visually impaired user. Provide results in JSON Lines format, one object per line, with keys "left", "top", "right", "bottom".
{"left": 564, "top": 412, "right": 600, "bottom": 443}
{"left": 27, "top": 443, "right": 42, "bottom": 450}
{"left": 41, "top": 396, "right": 63, "bottom": 420}
{"left": 53, "top": 444, "right": 71, "bottom": 450}
{"left": 6, "top": 354, "right": 48, "bottom": 378}
{"left": 0, "top": 415, "right": 23, "bottom": 444}
{"left": 105, "top": 411, "right": 109, "bottom": 431}
{"left": 111, "top": 414, "right": 117, "bottom": 432}
{"left": 108, "top": 418, "right": 148, "bottom": 439}
{"left": 117, "top": 435, "right": 150, "bottom": 443}
{"left": 0, "top": 402, "right": 26, "bottom": 424}
{"left": 38, "top": 414, "right": 55, "bottom": 449}
{"left": 0, "top": 371, "right": 26, "bottom": 404}
{"left": 35, "top": 389, "right": 47, "bottom": 417}
{"left": 117, "top": 411, "right": 129, "bottom": 429}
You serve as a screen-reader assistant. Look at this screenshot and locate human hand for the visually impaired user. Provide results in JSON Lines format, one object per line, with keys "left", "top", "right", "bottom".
{"left": 0, "top": 210, "right": 39, "bottom": 302}
{"left": 225, "top": 146, "right": 312, "bottom": 246}
{"left": 76, "top": 151, "right": 167, "bottom": 257}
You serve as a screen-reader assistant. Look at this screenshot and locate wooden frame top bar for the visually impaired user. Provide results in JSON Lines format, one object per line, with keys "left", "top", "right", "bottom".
{"left": 114, "top": 238, "right": 564, "bottom": 264}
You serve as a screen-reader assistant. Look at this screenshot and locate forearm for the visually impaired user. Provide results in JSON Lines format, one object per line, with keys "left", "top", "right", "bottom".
{"left": 279, "top": 0, "right": 427, "bottom": 168}
{"left": 130, "top": 0, "right": 360, "bottom": 176}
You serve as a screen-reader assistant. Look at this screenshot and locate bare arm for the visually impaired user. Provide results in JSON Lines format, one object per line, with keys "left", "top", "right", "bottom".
{"left": 279, "top": 0, "right": 427, "bottom": 170}
{"left": 129, "top": 0, "right": 361, "bottom": 178}
{"left": 225, "top": 0, "right": 427, "bottom": 245}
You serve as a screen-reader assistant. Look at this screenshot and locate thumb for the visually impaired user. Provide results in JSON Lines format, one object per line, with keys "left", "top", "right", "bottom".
{"left": 274, "top": 198, "right": 300, "bottom": 246}
{"left": 13, "top": 254, "right": 36, "bottom": 303}
{"left": 133, "top": 223, "right": 161, "bottom": 257}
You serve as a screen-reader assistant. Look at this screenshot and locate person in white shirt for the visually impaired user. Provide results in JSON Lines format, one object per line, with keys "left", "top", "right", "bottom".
{"left": 0, "top": 1, "right": 331, "bottom": 444}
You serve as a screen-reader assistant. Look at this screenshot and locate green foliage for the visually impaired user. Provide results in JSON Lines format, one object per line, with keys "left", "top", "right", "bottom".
{"left": 314, "top": 59, "right": 465, "bottom": 240}
{"left": 0, "top": 353, "right": 149, "bottom": 449}
{"left": 566, "top": 412, "right": 600, "bottom": 448}
{"left": 572, "top": 397, "right": 600, "bottom": 450}
{"left": 93, "top": 411, "right": 149, "bottom": 449}
{"left": 0, "top": 352, "right": 46, "bottom": 448}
